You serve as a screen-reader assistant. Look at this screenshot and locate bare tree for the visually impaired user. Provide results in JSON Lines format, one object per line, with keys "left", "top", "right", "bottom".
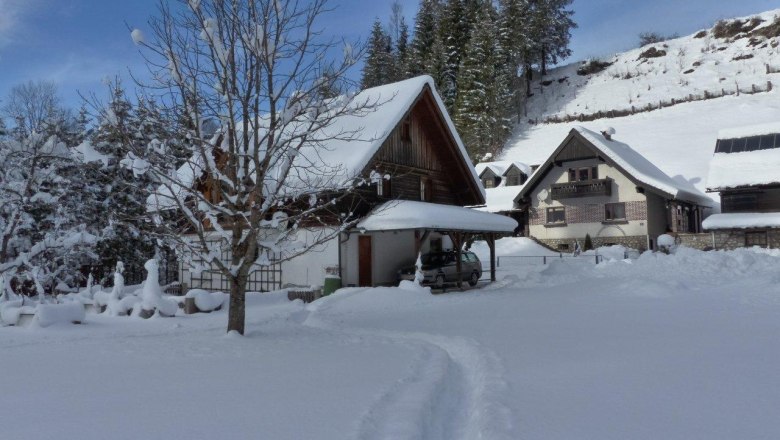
{"left": 130, "top": 0, "right": 381, "bottom": 334}
{"left": 2, "top": 80, "right": 63, "bottom": 136}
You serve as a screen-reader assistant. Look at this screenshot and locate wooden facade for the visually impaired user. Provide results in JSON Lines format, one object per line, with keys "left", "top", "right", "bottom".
{"left": 370, "top": 87, "right": 483, "bottom": 207}
{"left": 720, "top": 187, "right": 780, "bottom": 213}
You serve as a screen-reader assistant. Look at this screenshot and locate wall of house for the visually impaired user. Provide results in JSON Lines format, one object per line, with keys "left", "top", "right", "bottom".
{"left": 646, "top": 192, "right": 671, "bottom": 249}
{"left": 277, "top": 227, "right": 340, "bottom": 288}
{"left": 341, "top": 230, "right": 419, "bottom": 287}
{"left": 721, "top": 187, "right": 780, "bottom": 213}
{"left": 527, "top": 158, "right": 650, "bottom": 250}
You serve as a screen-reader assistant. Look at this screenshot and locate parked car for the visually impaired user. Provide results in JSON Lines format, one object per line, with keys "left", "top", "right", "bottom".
{"left": 397, "top": 251, "right": 482, "bottom": 288}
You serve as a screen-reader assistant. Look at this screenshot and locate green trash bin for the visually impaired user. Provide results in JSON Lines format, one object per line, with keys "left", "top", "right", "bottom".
{"left": 323, "top": 275, "right": 342, "bottom": 296}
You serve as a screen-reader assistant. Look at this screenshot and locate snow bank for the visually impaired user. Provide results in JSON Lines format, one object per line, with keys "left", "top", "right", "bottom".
{"left": 185, "top": 289, "right": 228, "bottom": 312}
{"left": 35, "top": 303, "right": 85, "bottom": 327}
{"left": 703, "top": 212, "right": 780, "bottom": 229}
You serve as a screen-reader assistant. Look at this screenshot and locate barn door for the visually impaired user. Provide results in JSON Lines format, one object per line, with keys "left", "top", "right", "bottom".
{"left": 358, "top": 236, "right": 372, "bottom": 287}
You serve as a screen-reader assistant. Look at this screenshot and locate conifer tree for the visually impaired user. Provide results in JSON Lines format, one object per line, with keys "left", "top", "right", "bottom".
{"left": 361, "top": 19, "right": 394, "bottom": 88}
{"left": 408, "top": 0, "right": 444, "bottom": 81}
{"left": 454, "top": 7, "right": 512, "bottom": 160}
{"left": 86, "top": 84, "right": 159, "bottom": 284}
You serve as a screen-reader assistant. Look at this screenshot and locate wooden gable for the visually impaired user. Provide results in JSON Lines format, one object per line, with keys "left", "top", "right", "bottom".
{"left": 368, "top": 85, "right": 483, "bottom": 206}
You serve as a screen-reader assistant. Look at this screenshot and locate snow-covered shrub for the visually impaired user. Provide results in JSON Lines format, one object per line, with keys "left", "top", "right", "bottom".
{"left": 139, "top": 259, "right": 177, "bottom": 317}
{"left": 657, "top": 234, "right": 677, "bottom": 254}
{"left": 185, "top": 289, "right": 228, "bottom": 312}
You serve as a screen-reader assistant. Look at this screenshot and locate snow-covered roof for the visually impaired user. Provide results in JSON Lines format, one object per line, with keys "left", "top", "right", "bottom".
{"left": 702, "top": 212, "right": 780, "bottom": 230}
{"left": 476, "top": 186, "right": 525, "bottom": 213}
{"left": 707, "top": 148, "right": 780, "bottom": 190}
{"left": 357, "top": 200, "right": 518, "bottom": 233}
{"left": 573, "top": 127, "right": 710, "bottom": 205}
{"left": 475, "top": 160, "right": 531, "bottom": 178}
{"left": 717, "top": 121, "right": 780, "bottom": 140}
{"left": 707, "top": 122, "right": 780, "bottom": 190}
{"left": 515, "top": 127, "right": 710, "bottom": 206}
{"left": 149, "top": 75, "right": 483, "bottom": 211}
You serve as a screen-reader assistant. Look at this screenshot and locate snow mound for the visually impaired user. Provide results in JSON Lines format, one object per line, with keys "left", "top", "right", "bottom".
{"left": 185, "top": 289, "right": 228, "bottom": 312}
{"left": 35, "top": 303, "right": 85, "bottom": 327}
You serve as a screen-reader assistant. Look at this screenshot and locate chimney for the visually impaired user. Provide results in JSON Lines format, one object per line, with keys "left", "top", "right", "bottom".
{"left": 601, "top": 127, "right": 616, "bottom": 141}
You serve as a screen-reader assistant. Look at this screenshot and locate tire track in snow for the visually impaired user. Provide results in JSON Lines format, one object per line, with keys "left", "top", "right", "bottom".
{"left": 302, "top": 293, "right": 515, "bottom": 440}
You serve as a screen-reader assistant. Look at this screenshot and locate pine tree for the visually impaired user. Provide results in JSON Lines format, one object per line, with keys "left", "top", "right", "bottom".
{"left": 408, "top": 0, "right": 444, "bottom": 81}
{"left": 395, "top": 17, "right": 410, "bottom": 81}
{"left": 498, "top": 0, "right": 532, "bottom": 110}
{"left": 533, "top": 0, "right": 576, "bottom": 76}
{"left": 86, "top": 84, "right": 159, "bottom": 285}
{"left": 361, "top": 19, "right": 394, "bottom": 88}
{"left": 454, "top": 6, "right": 512, "bottom": 160}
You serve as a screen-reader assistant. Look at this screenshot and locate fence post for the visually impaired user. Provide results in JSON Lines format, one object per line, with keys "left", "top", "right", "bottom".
{"left": 595, "top": 255, "right": 599, "bottom": 265}
{"left": 497, "top": 257, "right": 500, "bottom": 268}
{"left": 543, "top": 256, "right": 547, "bottom": 265}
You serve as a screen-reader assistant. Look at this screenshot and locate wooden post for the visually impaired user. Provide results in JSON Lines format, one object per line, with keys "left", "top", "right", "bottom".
{"left": 488, "top": 233, "right": 496, "bottom": 282}
{"left": 415, "top": 230, "right": 430, "bottom": 257}
{"left": 453, "top": 232, "right": 463, "bottom": 289}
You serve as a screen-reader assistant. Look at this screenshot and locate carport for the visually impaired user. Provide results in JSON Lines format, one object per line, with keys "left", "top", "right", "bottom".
{"left": 349, "top": 200, "right": 518, "bottom": 287}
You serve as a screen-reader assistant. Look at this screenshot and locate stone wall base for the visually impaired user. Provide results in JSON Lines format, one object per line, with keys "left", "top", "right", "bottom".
{"left": 536, "top": 235, "right": 649, "bottom": 252}
{"left": 680, "top": 229, "right": 780, "bottom": 250}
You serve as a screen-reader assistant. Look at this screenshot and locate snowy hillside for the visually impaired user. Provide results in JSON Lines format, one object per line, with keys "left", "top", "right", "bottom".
{"left": 526, "top": 9, "right": 780, "bottom": 122}
{"left": 503, "top": 9, "right": 780, "bottom": 206}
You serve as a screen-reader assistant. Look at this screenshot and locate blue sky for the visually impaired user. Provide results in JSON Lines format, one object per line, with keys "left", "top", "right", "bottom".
{"left": 0, "top": 0, "right": 777, "bottom": 109}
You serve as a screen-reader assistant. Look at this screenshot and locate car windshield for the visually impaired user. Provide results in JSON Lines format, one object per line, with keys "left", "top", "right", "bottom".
{"left": 421, "top": 253, "right": 450, "bottom": 265}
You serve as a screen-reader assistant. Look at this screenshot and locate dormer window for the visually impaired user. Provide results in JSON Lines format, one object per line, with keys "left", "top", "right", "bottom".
{"left": 484, "top": 178, "right": 495, "bottom": 188}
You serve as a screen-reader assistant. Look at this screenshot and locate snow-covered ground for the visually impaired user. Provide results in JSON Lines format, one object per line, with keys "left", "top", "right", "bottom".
{"left": 3, "top": 246, "right": 780, "bottom": 439}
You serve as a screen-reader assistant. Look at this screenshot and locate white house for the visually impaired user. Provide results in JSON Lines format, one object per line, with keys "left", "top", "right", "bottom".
{"left": 513, "top": 127, "right": 711, "bottom": 251}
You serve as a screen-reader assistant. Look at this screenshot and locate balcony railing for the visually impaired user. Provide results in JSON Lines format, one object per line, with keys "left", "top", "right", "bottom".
{"left": 550, "top": 178, "right": 612, "bottom": 200}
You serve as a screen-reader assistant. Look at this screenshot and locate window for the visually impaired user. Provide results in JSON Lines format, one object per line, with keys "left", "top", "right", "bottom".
{"left": 568, "top": 167, "right": 598, "bottom": 182}
{"left": 484, "top": 178, "right": 495, "bottom": 188}
{"left": 557, "top": 243, "right": 570, "bottom": 251}
{"left": 546, "top": 207, "right": 566, "bottom": 224}
{"left": 505, "top": 174, "right": 520, "bottom": 186}
{"left": 745, "top": 231, "right": 767, "bottom": 247}
{"left": 605, "top": 202, "right": 626, "bottom": 221}
{"left": 401, "top": 117, "right": 411, "bottom": 142}
{"left": 420, "top": 177, "right": 432, "bottom": 201}
{"left": 377, "top": 176, "right": 392, "bottom": 198}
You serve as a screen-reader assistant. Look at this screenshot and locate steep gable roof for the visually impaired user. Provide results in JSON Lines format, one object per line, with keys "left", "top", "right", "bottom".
{"left": 476, "top": 161, "right": 531, "bottom": 178}
{"left": 515, "top": 127, "right": 711, "bottom": 206}
{"left": 150, "top": 75, "right": 484, "bottom": 210}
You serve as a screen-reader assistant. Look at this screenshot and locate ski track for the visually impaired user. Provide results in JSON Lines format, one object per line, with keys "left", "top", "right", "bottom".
{"left": 303, "top": 292, "right": 515, "bottom": 440}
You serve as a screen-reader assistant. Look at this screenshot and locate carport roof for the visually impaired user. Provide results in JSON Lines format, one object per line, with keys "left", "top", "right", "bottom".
{"left": 356, "top": 200, "right": 518, "bottom": 233}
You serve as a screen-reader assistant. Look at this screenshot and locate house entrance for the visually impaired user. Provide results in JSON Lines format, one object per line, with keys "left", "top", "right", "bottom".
{"left": 358, "top": 235, "right": 372, "bottom": 286}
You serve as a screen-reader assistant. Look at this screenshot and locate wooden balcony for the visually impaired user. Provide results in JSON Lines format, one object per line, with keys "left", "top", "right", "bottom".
{"left": 550, "top": 178, "right": 612, "bottom": 200}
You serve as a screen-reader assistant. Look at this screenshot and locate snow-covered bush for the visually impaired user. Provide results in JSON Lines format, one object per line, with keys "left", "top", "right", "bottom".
{"left": 657, "top": 234, "right": 677, "bottom": 254}
{"left": 185, "top": 289, "right": 227, "bottom": 312}
{"left": 139, "top": 259, "right": 177, "bottom": 317}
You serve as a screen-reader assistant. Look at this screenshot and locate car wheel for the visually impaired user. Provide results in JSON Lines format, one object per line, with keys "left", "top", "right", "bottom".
{"left": 468, "top": 271, "right": 479, "bottom": 286}
{"left": 434, "top": 274, "right": 445, "bottom": 289}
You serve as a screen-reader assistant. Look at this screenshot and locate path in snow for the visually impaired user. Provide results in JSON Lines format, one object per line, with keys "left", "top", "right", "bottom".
{"left": 302, "top": 289, "right": 515, "bottom": 440}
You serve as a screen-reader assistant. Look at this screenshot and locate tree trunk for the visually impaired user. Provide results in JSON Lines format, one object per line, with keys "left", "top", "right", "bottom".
{"left": 227, "top": 275, "right": 246, "bottom": 334}
{"left": 525, "top": 63, "right": 533, "bottom": 97}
